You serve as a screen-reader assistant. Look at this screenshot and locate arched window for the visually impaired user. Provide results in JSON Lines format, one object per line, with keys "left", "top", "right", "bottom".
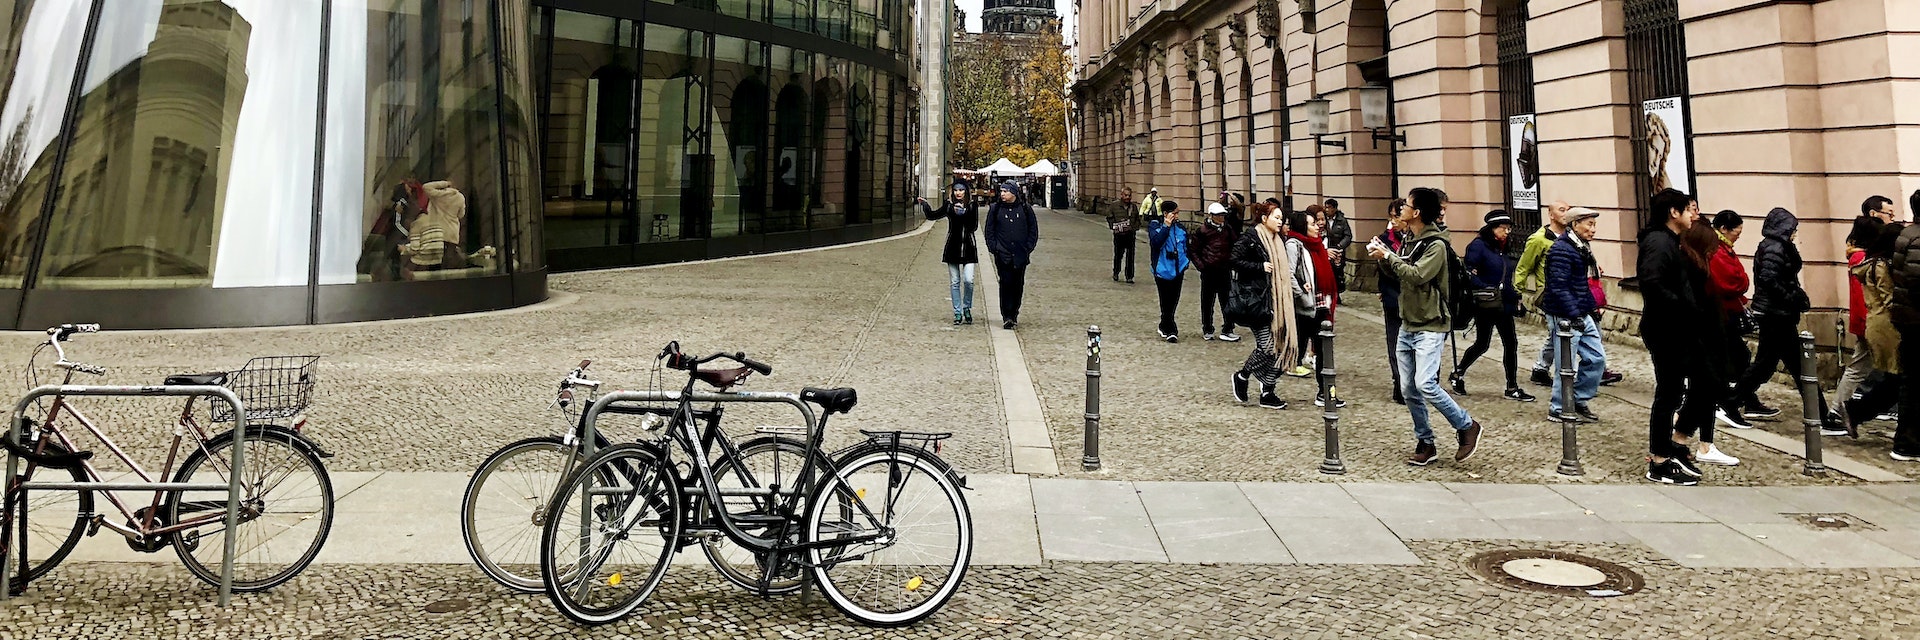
{"left": 1626, "top": 0, "right": 1692, "bottom": 226}
{"left": 773, "top": 84, "right": 808, "bottom": 229}
{"left": 1240, "top": 61, "right": 1254, "bottom": 199}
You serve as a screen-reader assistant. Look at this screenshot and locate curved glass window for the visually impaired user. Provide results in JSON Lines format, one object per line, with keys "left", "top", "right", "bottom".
{"left": 0, "top": 0, "right": 93, "bottom": 288}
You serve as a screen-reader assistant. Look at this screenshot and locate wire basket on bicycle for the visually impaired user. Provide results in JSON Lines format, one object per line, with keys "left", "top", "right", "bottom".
{"left": 210, "top": 355, "right": 320, "bottom": 422}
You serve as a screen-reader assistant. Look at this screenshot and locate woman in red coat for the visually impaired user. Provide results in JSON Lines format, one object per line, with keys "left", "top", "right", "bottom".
{"left": 1707, "top": 211, "right": 1754, "bottom": 429}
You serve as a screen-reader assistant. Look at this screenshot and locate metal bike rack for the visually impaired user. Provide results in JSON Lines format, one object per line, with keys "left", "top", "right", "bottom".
{"left": 580, "top": 389, "right": 818, "bottom": 457}
{"left": 2, "top": 385, "right": 248, "bottom": 606}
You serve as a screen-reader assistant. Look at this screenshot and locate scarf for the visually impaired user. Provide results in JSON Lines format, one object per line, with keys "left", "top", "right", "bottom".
{"left": 1297, "top": 232, "right": 1336, "bottom": 305}
{"left": 1256, "top": 225, "right": 1300, "bottom": 369}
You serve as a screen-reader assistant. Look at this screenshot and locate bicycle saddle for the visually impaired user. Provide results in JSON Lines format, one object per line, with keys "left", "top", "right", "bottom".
{"left": 693, "top": 366, "right": 751, "bottom": 390}
{"left": 164, "top": 372, "right": 228, "bottom": 386}
{"left": 801, "top": 387, "right": 858, "bottom": 415}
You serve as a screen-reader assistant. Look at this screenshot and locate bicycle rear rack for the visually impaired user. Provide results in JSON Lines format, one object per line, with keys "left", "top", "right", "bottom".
{"left": 2, "top": 384, "right": 251, "bottom": 607}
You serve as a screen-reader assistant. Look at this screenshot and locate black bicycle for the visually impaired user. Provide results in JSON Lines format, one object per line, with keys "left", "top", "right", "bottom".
{"left": 538, "top": 342, "right": 972, "bottom": 626}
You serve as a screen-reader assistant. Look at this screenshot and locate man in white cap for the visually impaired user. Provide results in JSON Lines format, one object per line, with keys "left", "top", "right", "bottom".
{"left": 1192, "top": 202, "right": 1242, "bottom": 341}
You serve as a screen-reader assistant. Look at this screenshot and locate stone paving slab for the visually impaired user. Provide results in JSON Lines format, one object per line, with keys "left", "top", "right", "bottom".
{"left": 1150, "top": 516, "right": 1293, "bottom": 564}
{"left": 1495, "top": 518, "right": 1635, "bottom": 544}
{"left": 1726, "top": 522, "right": 1920, "bottom": 569}
{"left": 1655, "top": 485, "right": 1803, "bottom": 524}
{"left": 1618, "top": 522, "right": 1801, "bottom": 569}
{"left": 964, "top": 474, "right": 1043, "bottom": 566}
{"left": 1760, "top": 486, "right": 1920, "bottom": 527}
{"left": 1237, "top": 482, "right": 1372, "bottom": 519}
{"left": 1549, "top": 484, "right": 1715, "bottom": 523}
{"left": 1342, "top": 482, "right": 1481, "bottom": 520}
{"left": 1034, "top": 513, "right": 1165, "bottom": 563}
{"left": 1266, "top": 517, "right": 1421, "bottom": 565}
{"left": 1377, "top": 516, "right": 1506, "bottom": 541}
{"left": 1444, "top": 483, "right": 1591, "bottom": 520}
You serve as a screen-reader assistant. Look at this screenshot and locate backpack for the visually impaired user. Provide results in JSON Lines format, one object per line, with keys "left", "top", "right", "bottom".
{"left": 1410, "top": 237, "right": 1476, "bottom": 332}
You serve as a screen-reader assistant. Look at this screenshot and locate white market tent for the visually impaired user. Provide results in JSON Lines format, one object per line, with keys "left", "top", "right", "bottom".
{"left": 977, "top": 158, "right": 1027, "bottom": 176}
{"left": 1022, "top": 159, "right": 1059, "bottom": 176}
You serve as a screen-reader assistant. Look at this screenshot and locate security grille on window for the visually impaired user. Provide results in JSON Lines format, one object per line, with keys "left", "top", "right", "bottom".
{"left": 1496, "top": 0, "right": 1539, "bottom": 253}
{"left": 1625, "top": 0, "right": 1692, "bottom": 232}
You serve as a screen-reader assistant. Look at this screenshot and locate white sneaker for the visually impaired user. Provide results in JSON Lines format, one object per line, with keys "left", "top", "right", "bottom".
{"left": 1714, "top": 409, "right": 1754, "bottom": 429}
{"left": 1893, "top": 451, "right": 1920, "bottom": 462}
{"left": 1695, "top": 444, "right": 1740, "bottom": 467}
{"left": 1218, "top": 332, "right": 1242, "bottom": 342}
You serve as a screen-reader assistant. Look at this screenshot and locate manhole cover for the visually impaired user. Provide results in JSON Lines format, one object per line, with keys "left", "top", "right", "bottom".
{"left": 1467, "top": 550, "right": 1643, "bottom": 597}
{"left": 424, "top": 598, "right": 470, "bottom": 614}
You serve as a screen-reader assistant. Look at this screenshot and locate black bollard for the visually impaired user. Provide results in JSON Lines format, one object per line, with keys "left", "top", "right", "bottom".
{"left": 1083, "top": 326, "right": 1103, "bottom": 471}
{"left": 1555, "top": 317, "right": 1584, "bottom": 476}
{"left": 1317, "top": 320, "right": 1346, "bottom": 475}
{"left": 1796, "top": 330, "right": 1828, "bottom": 477}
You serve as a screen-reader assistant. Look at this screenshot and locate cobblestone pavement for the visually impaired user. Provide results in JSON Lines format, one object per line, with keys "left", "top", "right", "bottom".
{"left": 0, "top": 224, "right": 1009, "bottom": 476}
{"left": 6, "top": 541, "right": 1917, "bottom": 638}
{"left": 1021, "top": 209, "right": 1871, "bottom": 486}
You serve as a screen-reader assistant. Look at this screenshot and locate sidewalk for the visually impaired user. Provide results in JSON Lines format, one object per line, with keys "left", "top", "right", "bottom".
{"left": 62, "top": 471, "right": 1920, "bottom": 570}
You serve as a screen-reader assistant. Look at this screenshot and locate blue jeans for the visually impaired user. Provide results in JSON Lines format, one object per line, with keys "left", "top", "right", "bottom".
{"left": 1397, "top": 329, "right": 1474, "bottom": 443}
{"left": 1547, "top": 315, "right": 1604, "bottom": 412}
{"left": 947, "top": 263, "right": 975, "bottom": 313}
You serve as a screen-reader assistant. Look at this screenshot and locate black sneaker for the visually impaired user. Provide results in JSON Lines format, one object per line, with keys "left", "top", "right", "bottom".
{"left": 1202, "top": 331, "right": 1216, "bottom": 341}
{"left": 964, "top": 309, "right": 973, "bottom": 325}
{"left": 1004, "top": 320, "right": 1017, "bottom": 330}
{"left": 1575, "top": 404, "right": 1600, "bottom": 422}
{"left": 1715, "top": 406, "right": 1754, "bottom": 429}
{"left": 1258, "top": 386, "right": 1287, "bottom": 410}
{"left": 1821, "top": 411, "right": 1850, "bottom": 437}
{"left": 1504, "top": 387, "right": 1536, "bottom": 403}
{"left": 1530, "top": 368, "right": 1552, "bottom": 387}
{"left": 1113, "top": 272, "right": 1120, "bottom": 282}
{"left": 1232, "top": 372, "right": 1251, "bottom": 404}
{"left": 1448, "top": 371, "right": 1468, "bottom": 396}
{"left": 1646, "top": 459, "right": 1699, "bottom": 486}
{"left": 1217, "top": 332, "right": 1242, "bottom": 342}
{"left": 1313, "top": 393, "right": 1347, "bottom": 409}
{"left": 1601, "top": 370, "right": 1624, "bottom": 386}
{"left": 1670, "top": 454, "right": 1705, "bottom": 478}
{"left": 1744, "top": 402, "right": 1782, "bottom": 419}
{"left": 1391, "top": 390, "right": 1405, "bottom": 405}
{"left": 1164, "top": 333, "right": 1179, "bottom": 344}
{"left": 1548, "top": 408, "right": 1582, "bottom": 423}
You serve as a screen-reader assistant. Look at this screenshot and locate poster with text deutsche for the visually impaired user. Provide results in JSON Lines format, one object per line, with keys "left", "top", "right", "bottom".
{"left": 1507, "top": 114, "right": 1539, "bottom": 211}
{"left": 1642, "top": 97, "right": 1692, "bottom": 195}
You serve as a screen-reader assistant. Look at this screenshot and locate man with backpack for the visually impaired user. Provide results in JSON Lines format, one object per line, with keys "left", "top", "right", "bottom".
{"left": 1369, "top": 187, "right": 1484, "bottom": 466}
{"left": 1539, "top": 207, "right": 1607, "bottom": 424}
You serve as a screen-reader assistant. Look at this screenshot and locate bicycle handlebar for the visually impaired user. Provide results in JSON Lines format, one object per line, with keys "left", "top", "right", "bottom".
{"left": 656, "top": 342, "right": 773, "bottom": 376}
{"left": 47, "top": 323, "right": 100, "bottom": 342}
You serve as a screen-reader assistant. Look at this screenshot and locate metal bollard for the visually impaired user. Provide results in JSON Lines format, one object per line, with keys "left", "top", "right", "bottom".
{"left": 1316, "top": 320, "right": 1346, "bottom": 475}
{"left": 1796, "top": 330, "right": 1829, "bottom": 477}
{"left": 1083, "top": 325, "right": 1103, "bottom": 471}
{"left": 1555, "top": 317, "right": 1584, "bottom": 476}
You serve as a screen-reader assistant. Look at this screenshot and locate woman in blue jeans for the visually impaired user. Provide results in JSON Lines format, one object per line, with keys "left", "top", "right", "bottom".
{"left": 918, "top": 182, "right": 981, "bottom": 325}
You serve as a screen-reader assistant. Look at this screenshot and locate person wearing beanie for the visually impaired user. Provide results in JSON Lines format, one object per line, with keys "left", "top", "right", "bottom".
{"left": 1369, "top": 187, "right": 1484, "bottom": 466}
{"left": 918, "top": 181, "right": 982, "bottom": 325}
{"left": 1451, "top": 210, "right": 1534, "bottom": 403}
{"left": 985, "top": 180, "right": 1040, "bottom": 330}
{"left": 1147, "top": 199, "right": 1192, "bottom": 342}
{"left": 1193, "top": 202, "right": 1242, "bottom": 342}
{"left": 1111, "top": 187, "right": 1144, "bottom": 283}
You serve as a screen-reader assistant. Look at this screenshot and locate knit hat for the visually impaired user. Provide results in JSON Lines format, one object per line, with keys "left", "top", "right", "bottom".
{"left": 999, "top": 180, "right": 1018, "bottom": 195}
{"left": 1482, "top": 210, "right": 1513, "bottom": 227}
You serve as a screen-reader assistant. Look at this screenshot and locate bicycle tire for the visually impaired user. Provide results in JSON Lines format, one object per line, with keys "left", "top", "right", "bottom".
{"left": 168, "top": 425, "right": 335, "bottom": 592}
{"left": 701, "top": 435, "right": 829, "bottom": 594}
{"left": 462, "top": 436, "right": 576, "bottom": 593}
{"left": 805, "top": 447, "right": 972, "bottom": 627}
{"left": 540, "top": 443, "right": 679, "bottom": 625}
{"left": 3, "top": 447, "right": 90, "bottom": 594}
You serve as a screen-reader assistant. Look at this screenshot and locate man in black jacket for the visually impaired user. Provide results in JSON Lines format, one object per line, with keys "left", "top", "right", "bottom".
{"left": 1193, "top": 203, "right": 1241, "bottom": 342}
{"left": 1324, "top": 198, "right": 1354, "bottom": 291}
{"left": 985, "top": 181, "right": 1041, "bottom": 330}
{"left": 1638, "top": 189, "right": 1723, "bottom": 484}
{"left": 1887, "top": 191, "right": 1920, "bottom": 460}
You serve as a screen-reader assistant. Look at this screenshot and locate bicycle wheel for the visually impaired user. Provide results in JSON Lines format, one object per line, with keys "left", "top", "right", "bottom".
{"left": 462, "top": 436, "right": 576, "bottom": 593}
{"left": 3, "top": 447, "right": 90, "bottom": 593}
{"left": 805, "top": 448, "right": 971, "bottom": 627}
{"left": 168, "top": 426, "right": 334, "bottom": 592}
{"left": 540, "top": 443, "right": 679, "bottom": 625}
{"left": 702, "top": 435, "right": 827, "bottom": 594}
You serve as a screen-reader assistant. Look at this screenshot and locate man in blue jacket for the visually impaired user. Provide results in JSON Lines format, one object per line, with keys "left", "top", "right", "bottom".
{"left": 985, "top": 181, "right": 1040, "bottom": 330}
{"left": 1539, "top": 207, "right": 1606, "bottom": 425}
{"left": 1147, "top": 200, "right": 1191, "bottom": 342}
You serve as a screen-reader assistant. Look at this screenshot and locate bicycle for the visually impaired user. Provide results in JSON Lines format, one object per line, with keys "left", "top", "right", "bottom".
{"left": 538, "top": 342, "right": 973, "bottom": 627}
{"left": 461, "top": 358, "right": 828, "bottom": 595}
{"left": 0, "top": 324, "right": 334, "bottom": 594}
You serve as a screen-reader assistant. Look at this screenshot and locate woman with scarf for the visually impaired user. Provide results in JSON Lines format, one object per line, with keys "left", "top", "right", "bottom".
{"left": 1707, "top": 211, "right": 1757, "bottom": 429}
{"left": 918, "top": 181, "right": 981, "bottom": 325}
{"left": 1378, "top": 200, "right": 1409, "bottom": 404}
{"left": 1282, "top": 211, "right": 1319, "bottom": 379}
{"left": 1229, "top": 203, "right": 1299, "bottom": 409}
{"left": 1287, "top": 211, "right": 1340, "bottom": 406}
{"left": 1451, "top": 210, "right": 1535, "bottom": 402}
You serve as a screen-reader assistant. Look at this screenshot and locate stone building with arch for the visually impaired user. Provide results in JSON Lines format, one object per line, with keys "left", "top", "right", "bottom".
{"left": 1072, "top": 0, "right": 1920, "bottom": 333}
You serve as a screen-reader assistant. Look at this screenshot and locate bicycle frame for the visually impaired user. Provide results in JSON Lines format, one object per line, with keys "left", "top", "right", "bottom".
{"left": 19, "top": 383, "right": 234, "bottom": 541}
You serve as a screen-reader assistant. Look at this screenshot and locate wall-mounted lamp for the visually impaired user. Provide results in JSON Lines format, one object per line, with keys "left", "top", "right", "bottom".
{"left": 1358, "top": 85, "right": 1405, "bottom": 149}
{"left": 1305, "top": 97, "right": 1345, "bottom": 149}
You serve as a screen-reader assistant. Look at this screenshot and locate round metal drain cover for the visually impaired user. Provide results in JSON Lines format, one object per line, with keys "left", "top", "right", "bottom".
{"left": 1468, "top": 550, "right": 1643, "bottom": 597}
{"left": 424, "top": 598, "right": 470, "bottom": 614}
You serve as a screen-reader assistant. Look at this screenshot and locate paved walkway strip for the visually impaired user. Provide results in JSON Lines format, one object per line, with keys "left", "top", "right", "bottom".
{"left": 61, "top": 473, "right": 1920, "bottom": 570}
{"left": 977, "top": 258, "right": 1060, "bottom": 475}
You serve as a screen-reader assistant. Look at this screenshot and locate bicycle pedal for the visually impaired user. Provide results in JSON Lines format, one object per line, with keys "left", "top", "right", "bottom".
{"left": 753, "top": 425, "right": 806, "bottom": 436}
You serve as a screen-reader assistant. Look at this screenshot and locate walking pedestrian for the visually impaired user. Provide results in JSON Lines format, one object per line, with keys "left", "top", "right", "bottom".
{"left": 1517, "top": 201, "right": 1572, "bottom": 386}
{"left": 1283, "top": 211, "right": 1321, "bottom": 378}
{"left": 985, "top": 181, "right": 1040, "bottom": 330}
{"left": 1884, "top": 193, "right": 1920, "bottom": 461}
{"left": 1680, "top": 206, "right": 1742, "bottom": 465}
{"left": 1369, "top": 187, "right": 1484, "bottom": 466}
{"left": 917, "top": 182, "right": 981, "bottom": 325}
{"left": 1831, "top": 216, "right": 1888, "bottom": 431}
{"left": 1866, "top": 194, "right": 1898, "bottom": 224}
{"left": 1193, "top": 203, "right": 1242, "bottom": 342}
{"left": 1229, "top": 202, "right": 1299, "bottom": 410}
{"left": 1539, "top": 207, "right": 1606, "bottom": 424}
{"left": 1452, "top": 210, "right": 1535, "bottom": 402}
{"left": 1708, "top": 210, "right": 1757, "bottom": 429}
{"left": 1148, "top": 200, "right": 1192, "bottom": 342}
{"left": 1639, "top": 189, "right": 1720, "bottom": 485}
{"left": 1323, "top": 198, "right": 1355, "bottom": 292}
{"left": 1378, "top": 200, "right": 1409, "bottom": 404}
{"left": 1731, "top": 208, "right": 1815, "bottom": 421}
{"left": 1840, "top": 222, "right": 1907, "bottom": 438}
{"left": 1111, "top": 187, "right": 1141, "bottom": 283}
{"left": 1296, "top": 209, "right": 1342, "bottom": 406}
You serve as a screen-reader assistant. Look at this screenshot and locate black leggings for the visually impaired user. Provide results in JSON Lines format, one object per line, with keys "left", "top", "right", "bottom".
{"left": 1457, "top": 306, "right": 1518, "bottom": 388}
{"left": 1734, "top": 315, "right": 1824, "bottom": 416}
{"left": 1649, "top": 335, "right": 1722, "bottom": 454}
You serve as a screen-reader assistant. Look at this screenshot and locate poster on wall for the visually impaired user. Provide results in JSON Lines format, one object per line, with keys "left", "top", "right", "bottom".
{"left": 1642, "top": 97, "right": 1692, "bottom": 195}
{"left": 1281, "top": 143, "right": 1293, "bottom": 194}
{"left": 1507, "top": 114, "right": 1539, "bottom": 211}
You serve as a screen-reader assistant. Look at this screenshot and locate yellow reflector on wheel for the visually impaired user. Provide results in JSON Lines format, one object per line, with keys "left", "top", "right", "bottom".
{"left": 905, "top": 576, "right": 924, "bottom": 591}
{"left": 608, "top": 573, "right": 623, "bottom": 587}
{"left": 856, "top": 488, "right": 867, "bottom": 501}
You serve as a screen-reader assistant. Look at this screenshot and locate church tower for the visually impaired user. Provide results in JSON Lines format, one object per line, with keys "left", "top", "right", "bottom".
{"left": 981, "top": 0, "right": 1059, "bottom": 36}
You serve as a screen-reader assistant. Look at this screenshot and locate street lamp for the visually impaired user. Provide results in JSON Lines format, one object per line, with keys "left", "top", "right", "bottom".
{"left": 1305, "top": 97, "right": 1343, "bottom": 149}
{"left": 1359, "top": 85, "right": 1405, "bottom": 149}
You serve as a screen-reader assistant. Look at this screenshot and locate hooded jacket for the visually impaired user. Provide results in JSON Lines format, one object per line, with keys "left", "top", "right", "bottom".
{"left": 1540, "top": 232, "right": 1599, "bottom": 320}
{"left": 1749, "top": 208, "right": 1810, "bottom": 318}
{"left": 1147, "top": 217, "right": 1191, "bottom": 280}
{"left": 920, "top": 184, "right": 980, "bottom": 264}
{"left": 1853, "top": 258, "right": 1903, "bottom": 373}
{"left": 1378, "top": 224, "right": 1452, "bottom": 332}
{"left": 1190, "top": 219, "right": 1237, "bottom": 271}
{"left": 1636, "top": 224, "right": 1710, "bottom": 349}
{"left": 984, "top": 183, "right": 1040, "bottom": 266}
{"left": 1891, "top": 223, "right": 1920, "bottom": 326}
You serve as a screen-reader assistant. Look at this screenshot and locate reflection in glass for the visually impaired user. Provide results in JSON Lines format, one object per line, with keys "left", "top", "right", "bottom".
{"left": 637, "top": 24, "right": 706, "bottom": 243}
{"left": 809, "top": 56, "right": 847, "bottom": 228}
{"left": 498, "top": 0, "right": 544, "bottom": 272}
{"left": 770, "top": 45, "right": 807, "bottom": 232}
{"left": 0, "top": 0, "right": 92, "bottom": 287}
{"left": 711, "top": 34, "right": 767, "bottom": 238}
{"left": 542, "top": 9, "right": 639, "bottom": 250}
{"left": 39, "top": 0, "right": 321, "bottom": 289}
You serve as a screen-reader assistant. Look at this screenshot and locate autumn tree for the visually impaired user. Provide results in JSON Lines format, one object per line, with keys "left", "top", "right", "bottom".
{"left": 946, "top": 26, "right": 1067, "bottom": 170}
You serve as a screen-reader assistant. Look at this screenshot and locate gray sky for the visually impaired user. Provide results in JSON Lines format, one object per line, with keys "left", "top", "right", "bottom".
{"left": 952, "top": 0, "right": 1075, "bottom": 45}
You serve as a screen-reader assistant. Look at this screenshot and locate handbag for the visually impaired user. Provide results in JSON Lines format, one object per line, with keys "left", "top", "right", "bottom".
{"left": 1470, "top": 287, "right": 1503, "bottom": 310}
{"left": 1735, "top": 308, "right": 1759, "bottom": 336}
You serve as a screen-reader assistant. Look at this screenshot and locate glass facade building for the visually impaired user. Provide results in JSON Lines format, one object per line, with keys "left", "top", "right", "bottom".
{"left": 0, "top": 0, "right": 919, "bottom": 329}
